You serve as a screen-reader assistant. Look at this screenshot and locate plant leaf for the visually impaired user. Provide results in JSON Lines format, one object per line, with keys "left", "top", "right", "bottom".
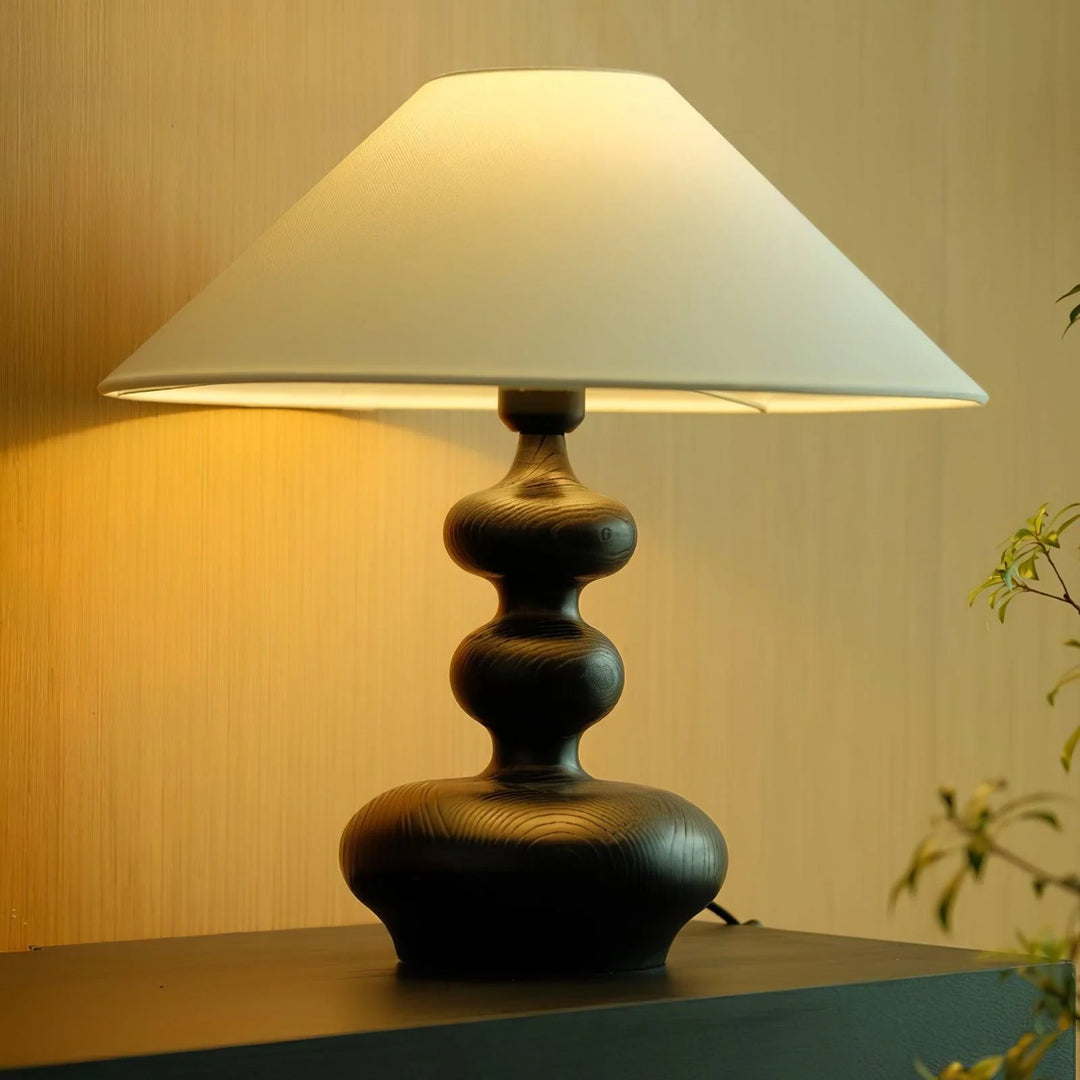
{"left": 1006, "top": 1028, "right": 1064, "bottom": 1076}
{"left": 969, "top": 575, "right": 1003, "bottom": 606}
{"left": 1009, "top": 809, "right": 1061, "bottom": 831}
{"left": 1065, "top": 301, "right": 1080, "bottom": 337}
{"left": 967, "top": 1056, "right": 1004, "bottom": 1080}
{"left": 965, "top": 779, "right": 1006, "bottom": 824}
{"left": 1057, "top": 283, "right": 1080, "bottom": 303}
{"left": 996, "top": 791, "right": 1061, "bottom": 816}
{"left": 1060, "top": 724, "right": 1080, "bottom": 773}
{"left": 936, "top": 865, "right": 967, "bottom": 931}
{"left": 1046, "top": 667, "right": 1080, "bottom": 706}
{"left": 1017, "top": 555, "right": 1039, "bottom": 581}
{"left": 1051, "top": 513, "right": 1080, "bottom": 538}
{"left": 997, "top": 594, "right": 1015, "bottom": 623}
{"left": 889, "top": 838, "right": 953, "bottom": 907}
{"left": 967, "top": 840, "right": 988, "bottom": 878}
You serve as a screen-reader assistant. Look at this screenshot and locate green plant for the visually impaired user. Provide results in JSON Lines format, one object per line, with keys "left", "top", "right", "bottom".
{"left": 894, "top": 503, "right": 1080, "bottom": 1078}
{"left": 892, "top": 292, "right": 1080, "bottom": 1079}
{"left": 968, "top": 502, "right": 1080, "bottom": 771}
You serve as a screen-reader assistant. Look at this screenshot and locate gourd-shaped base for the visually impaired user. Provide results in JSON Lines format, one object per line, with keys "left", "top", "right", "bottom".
{"left": 340, "top": 389, "right": 727, "bottom": 976}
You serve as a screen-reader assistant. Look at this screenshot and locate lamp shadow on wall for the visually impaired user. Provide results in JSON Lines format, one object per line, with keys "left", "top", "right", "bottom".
{"left": 3, "top": 374, "right": 191, "bottom": 455}
{"left": 2, "top": 376, "right": 484, "bottom": 459}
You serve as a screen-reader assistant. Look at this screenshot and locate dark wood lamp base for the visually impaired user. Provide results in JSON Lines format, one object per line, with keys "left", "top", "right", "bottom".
{"left": 339, "top": 388, "right": 727, "bottom": 976}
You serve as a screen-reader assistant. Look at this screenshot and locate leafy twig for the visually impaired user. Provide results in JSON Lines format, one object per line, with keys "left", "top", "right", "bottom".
{"left": 980, "top": 837, "right": 1080, "bottom": 901}
{"left": 891, "top": 782, "right": 1076, "bottom": 927}
{"left": 969, "top": 503, "right": 1080, "bottom": 767}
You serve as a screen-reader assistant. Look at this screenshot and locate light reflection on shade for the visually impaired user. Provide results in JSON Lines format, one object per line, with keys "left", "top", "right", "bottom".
{"left": 106, "top": 381, "right": 982, "bottom": 414}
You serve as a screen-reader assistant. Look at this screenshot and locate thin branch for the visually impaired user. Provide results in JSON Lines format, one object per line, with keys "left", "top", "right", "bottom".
{"left": 1037, "top": 545, "right": 1080, "bottom": 615}
{"left": 1016, "top": 582, "right": 1080, "bottom": 609}
{"left": 983, "top": 837, "right": 1080, "bottom": 900}
{"left": 942, "top": 805, "right": 1080, "bottom": 900}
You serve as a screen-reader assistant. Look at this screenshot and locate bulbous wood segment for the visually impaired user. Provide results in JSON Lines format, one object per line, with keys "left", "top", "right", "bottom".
{"left": 340, "top": 775, "right": 727, "bottom": 975}
{"left": 451, "top": 616, "right": 623, "bottom": 741}
{"left": 445, "top": 434, "right": 636, "bottom": 585}
{"left": 340, "top": 394, "right": 728, "bottom": 975}
{"left": 445, "top": 433, "right": 635, "bottom": 761}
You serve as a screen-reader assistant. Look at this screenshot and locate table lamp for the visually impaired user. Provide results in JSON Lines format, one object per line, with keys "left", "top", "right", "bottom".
{"left": 99, "top": 68, "right": 986, "bottom": 977}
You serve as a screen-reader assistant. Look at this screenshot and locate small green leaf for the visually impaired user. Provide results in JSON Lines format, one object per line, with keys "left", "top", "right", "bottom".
{"left": 1052, "top": 513, "right": 1080, "bottom": 538}
{"left": 997, "top": 791, "right": 1061, "bottom": 816}
{"left": 938, "top": 787, "right": 956, "bottom": 814}
{"left": 1007, "top": 1028, "right": 1065, "bottom": 1074}
{"left": 997, "top": 594, "right": 1015, "bottom": 623}
{"left": 967, "top": 778, "right": 1006, "bottom": 813}
{"left": 966, "top": 841, "right": 987, "bottom": 878}
{"left": 1033, "top": 878, "right": 1048, "bottom": 898}
{"left": 1046, "top": 667, "right": 1080, "bottom": 706}
{"left": 936, "top": 865, "right": 967, "bottom": 931}
{"left": 1057, "top": 283, "right": 1080, "bottom": 303}
{"left": 1010, "top": 809, "right": 1060, "bottom": 830}
{"left": 1065, "top": 301, "right": 1080, "bottom": 336}
{"left": 1005, "top": 529, "right": 1036, "bottom": 555}
{"left": 967, "top": 1056, "right": 1004, "bottom": 1080}
{"left": 969, "top": 573, "right": 1004, "bottom": 607}
{"left": 889, "top": 838, "right": 953, "bottom": 907}
{"left": 1050, "top": 502, "right": 1080, "bottom": 525}
{"left": 1060, "top": 724, "right": 1080, "bottom": 773}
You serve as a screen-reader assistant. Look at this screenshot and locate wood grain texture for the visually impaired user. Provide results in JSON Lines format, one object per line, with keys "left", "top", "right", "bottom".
{"left": 341, "top": 411, "right": 725, "bottom": 973}
{"left": 446, "top": 428, "right": 635, "bottom": 748}
{"left": 2, "top": 0, "right": 1080, "bottom": 957}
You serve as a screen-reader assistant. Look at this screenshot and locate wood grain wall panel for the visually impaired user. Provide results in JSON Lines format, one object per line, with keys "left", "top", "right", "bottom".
{"left": 2, "top": 0, "right": 1078, "bottom": 953}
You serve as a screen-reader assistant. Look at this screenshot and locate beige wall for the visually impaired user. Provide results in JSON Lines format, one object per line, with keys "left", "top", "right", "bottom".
{"left": 2, "top": 0, "right": 1079, "bottom": 954}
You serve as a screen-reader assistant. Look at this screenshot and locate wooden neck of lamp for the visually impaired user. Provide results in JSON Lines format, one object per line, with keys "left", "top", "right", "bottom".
{"left": 446, "top": 388, "right": 632, "bottom": 780}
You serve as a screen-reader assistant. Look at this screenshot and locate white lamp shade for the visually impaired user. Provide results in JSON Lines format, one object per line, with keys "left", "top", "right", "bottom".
{"left": 99, "top": 69, "right": 986, "bottom": 415}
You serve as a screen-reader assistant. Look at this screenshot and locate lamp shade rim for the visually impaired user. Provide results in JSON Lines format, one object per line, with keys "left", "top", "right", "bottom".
{"left": 429, "top": 66, "right": 668, "bottom": 83}
{"left": 97, "top": 370, "right": 989, "bottom": 408}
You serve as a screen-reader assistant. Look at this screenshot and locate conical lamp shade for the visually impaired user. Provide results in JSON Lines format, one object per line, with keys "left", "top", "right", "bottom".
{"left": 99, "top": 68, "right": 986, "bottom": 414}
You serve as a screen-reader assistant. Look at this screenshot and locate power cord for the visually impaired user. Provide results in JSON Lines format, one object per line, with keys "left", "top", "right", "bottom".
{"left": 706, "top": 901, "right": 761, "bottom": 927}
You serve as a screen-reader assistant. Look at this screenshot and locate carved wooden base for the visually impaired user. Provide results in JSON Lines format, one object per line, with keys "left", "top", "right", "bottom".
{"left": 340, "top": 388, "right": 727, "bottom": 976}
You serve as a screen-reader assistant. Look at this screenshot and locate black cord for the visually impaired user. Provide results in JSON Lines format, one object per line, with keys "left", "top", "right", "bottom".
{"left": 706, "top": 901, "right": 761, "bottom": 927}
